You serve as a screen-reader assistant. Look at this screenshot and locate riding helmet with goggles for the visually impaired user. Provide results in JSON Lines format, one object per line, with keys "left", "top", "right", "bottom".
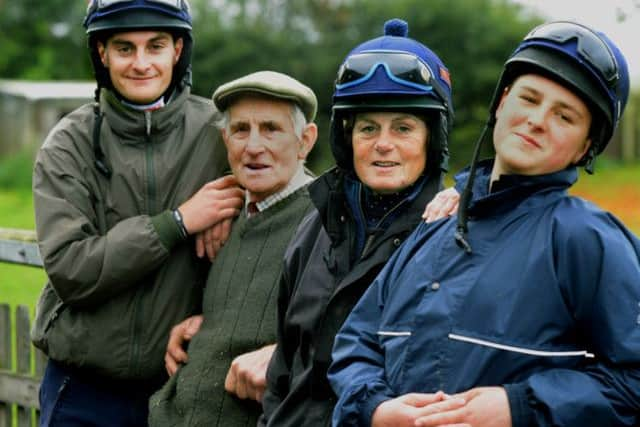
{"left": 455, "top": 21, "right": 630, "bottom": 253}
{"left": 84, "top": 0, "right": 194, "bottom": 96}
{"left": 331, "top": 18, "right": 454, "bottom": 173}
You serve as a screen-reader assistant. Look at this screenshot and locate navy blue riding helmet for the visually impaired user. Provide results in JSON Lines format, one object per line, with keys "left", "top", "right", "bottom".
{"left": 330, "top": 18, "right": 454, "bottom": 174}
{"left": 82, "top": 0, "right": 193, "bottom": 178}
{"left": 455, "top": 21, "right": 630, "bottom": 253}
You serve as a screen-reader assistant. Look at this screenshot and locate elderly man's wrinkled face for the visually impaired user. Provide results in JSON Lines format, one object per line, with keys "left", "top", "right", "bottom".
{"left": 223, "top": 96, "right": 316, "bottom": 202}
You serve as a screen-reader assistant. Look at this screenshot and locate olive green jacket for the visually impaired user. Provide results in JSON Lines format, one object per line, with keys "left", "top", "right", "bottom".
{"left": 31, "top": 87, "right": 228, "bottom": 382}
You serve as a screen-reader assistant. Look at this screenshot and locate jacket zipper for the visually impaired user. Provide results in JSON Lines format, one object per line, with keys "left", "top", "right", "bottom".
{"left": 360, "top": 196, "right": 407, "bottom": 260}
{"left": 131, "top": 111, "right": 154, "bottom": 377}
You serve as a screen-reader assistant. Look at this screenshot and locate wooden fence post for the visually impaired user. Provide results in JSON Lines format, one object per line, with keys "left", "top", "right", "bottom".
{"left": 0, "top": 304, "right": 12, "bottom": 427}
{"left": 16, "top": 306, "right": 33, "bottom": 427}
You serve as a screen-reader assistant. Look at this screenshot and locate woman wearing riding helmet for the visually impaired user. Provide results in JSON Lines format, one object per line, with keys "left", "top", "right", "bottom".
{"left": 260, "top": 18, "right": 457, "bottom": 427}
{"left": 329, "top": 21, "right": 640, "bottom": 427}
{"left": 32, "top": 1, "right": 239, "bottom": 426}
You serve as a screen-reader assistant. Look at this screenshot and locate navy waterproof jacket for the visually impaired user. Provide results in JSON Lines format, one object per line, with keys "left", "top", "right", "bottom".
{"left": 329, "top": 161, "right": 640, "bottom": 427}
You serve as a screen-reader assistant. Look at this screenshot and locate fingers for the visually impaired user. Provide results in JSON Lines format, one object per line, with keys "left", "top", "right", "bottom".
{"left": 414, "top": 398, "right": 469, "bottom": 427}
{"left": 402, "top": 391, "right": 448, "bottom": 407}
{"left": 195, "top": 232, "right": 205, "bottom": 258}
{"left": 165, "top": 351, "right": 179, "bottom": 376}
{"left": 423, "top": 188, "right": 460, "bottom": 223}
{"left": 208, "top": 174, "right": 239, "bottom": 189}
{"left": 224, "top": 345, "right": 274, "bottom": 402}
{"left": 164, "top": 315, "right": 203, "bottom": 376}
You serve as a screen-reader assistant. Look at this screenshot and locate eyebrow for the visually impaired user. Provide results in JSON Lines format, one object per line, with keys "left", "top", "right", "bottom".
{"left": 356, "top": 113, "right": 419, "bottom": 123}
{"left": 110, "top": 34, "right": 172, "bottom": 46}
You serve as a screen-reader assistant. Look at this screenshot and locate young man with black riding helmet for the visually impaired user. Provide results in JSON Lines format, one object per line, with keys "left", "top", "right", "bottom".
{"left": 329, "top": 21, "right": 640, "bottom": 427}
{"left": 31, "top": 1, "right": 243, "bottom": 425}
{"left": 260, "top": 19, "right": 456, "bottom": 427}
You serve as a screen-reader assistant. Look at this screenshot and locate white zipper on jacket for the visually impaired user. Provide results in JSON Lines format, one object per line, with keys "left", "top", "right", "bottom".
{"left": 448, "top": 333, "right": 595, "bottom": 358}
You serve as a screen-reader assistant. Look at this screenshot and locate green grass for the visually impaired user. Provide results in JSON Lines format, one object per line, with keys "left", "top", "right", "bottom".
{"left": 0, "top": 189, "right": 46, "bottom": 313}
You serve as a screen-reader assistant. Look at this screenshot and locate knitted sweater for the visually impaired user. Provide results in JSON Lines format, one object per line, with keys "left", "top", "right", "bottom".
{"left": 149, "top": 188, "right": 314, "bottom": 427}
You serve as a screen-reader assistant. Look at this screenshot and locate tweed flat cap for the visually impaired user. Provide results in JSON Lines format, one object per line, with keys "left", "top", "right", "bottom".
{"left": 212, "top": 70, "right": 317, "bottom": 122}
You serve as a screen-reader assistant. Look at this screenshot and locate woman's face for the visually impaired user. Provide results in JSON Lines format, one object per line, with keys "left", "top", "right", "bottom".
{"left": 352, "top": 112, "right": 428, "bottom": 194}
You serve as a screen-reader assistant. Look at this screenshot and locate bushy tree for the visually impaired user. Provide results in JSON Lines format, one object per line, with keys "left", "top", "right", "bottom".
{"left": 1, "top": 0, "right": 543, "bottom": 171}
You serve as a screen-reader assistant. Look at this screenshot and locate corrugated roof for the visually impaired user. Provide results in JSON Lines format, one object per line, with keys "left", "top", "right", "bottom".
{"left": 0, "top": 79, "right": 95, "bottom": 101}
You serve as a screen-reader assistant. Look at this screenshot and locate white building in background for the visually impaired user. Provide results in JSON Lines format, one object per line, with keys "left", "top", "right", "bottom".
{"left": 0, "top": 80, "right": 95, "bottom": 157}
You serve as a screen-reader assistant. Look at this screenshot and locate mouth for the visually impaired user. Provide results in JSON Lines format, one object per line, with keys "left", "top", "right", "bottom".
{"left": 245, "top": 163, "right": 270, "bottom": 171}
{"left": 515, "top": 132, "right": 541, "bottom": 148}
{"left": 372, "top": 161, "right": 400, "bottom": 168}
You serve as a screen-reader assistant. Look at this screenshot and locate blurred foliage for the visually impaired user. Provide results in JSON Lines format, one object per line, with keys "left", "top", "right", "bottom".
{"left": 0, "top": 0, "right": 544, "bottom": 172}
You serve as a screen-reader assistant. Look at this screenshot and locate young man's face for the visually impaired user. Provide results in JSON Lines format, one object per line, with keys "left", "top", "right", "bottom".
{"left": 222, "top": 96, "right": 316, "bottom": 202}
{"left": 98, "top": 31, "right": 183, "bottom": 104}
{"left": 492, "top": 74, "right": 592, "bottom": 180}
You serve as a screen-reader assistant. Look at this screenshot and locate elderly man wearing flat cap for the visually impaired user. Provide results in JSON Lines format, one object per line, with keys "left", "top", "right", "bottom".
{"left": 149, "top": 70, "right": 318, "bottom": 427}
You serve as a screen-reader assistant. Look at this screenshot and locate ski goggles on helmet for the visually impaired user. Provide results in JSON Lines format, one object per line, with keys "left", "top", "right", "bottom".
{"left": 523, "top": 21, "right": 619, "bottom": 88}
{"left": 336, "top": 51, "right": 441, "bottom": 92}
{"left": 85, "top": 0, "right": 191, "bottom": 26}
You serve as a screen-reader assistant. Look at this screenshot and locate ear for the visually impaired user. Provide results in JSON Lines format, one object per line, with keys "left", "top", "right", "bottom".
{"left": 97, "top": 41, "right": 108, "bottom": 66}
{"left": 495, "top": 86, "right": 511, "bottom": 120}
{"left": 173, "top": 37, "right": 184, "bottom": 64}
{"left": 298, "top": 123, "right": 318, "bottom": 160}
{"left": 573, "top": 137, "right": 592, "bottom": 164}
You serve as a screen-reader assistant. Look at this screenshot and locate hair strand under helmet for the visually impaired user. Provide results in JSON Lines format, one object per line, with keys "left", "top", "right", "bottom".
{"left": 454, "top": 20, "right": 629, "bottom": 254}
{"left": 330, "top": 18, "right": 454, "bottom": 174}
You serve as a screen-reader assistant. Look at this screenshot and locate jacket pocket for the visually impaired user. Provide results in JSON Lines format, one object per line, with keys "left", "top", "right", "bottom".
{"left": 377, "top": 329, "right": 413, "bottom": 383}
{"left": 31, "top": 282, "right": 66, "bottom": 353}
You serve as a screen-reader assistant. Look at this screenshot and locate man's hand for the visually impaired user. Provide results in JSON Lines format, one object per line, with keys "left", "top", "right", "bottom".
{"left": 224, "top": 344, "right": 276, "bottom": 402}
{"left": 164, "top": 315, "right": 204, "bottom": 376}
{"left": 422, "top": 187, "right": 460, "bottom": 223}
{"left": 195, "top": 217, "right": 234, "bottom": 261}
{"left": 414, "top": 387, "right": 511, "bottom": 427}
{"left": 372, "top": 392, "right": 469, "bottom": 427}
{"left": 179, "top": 175, "right": 244, "bottom": 235}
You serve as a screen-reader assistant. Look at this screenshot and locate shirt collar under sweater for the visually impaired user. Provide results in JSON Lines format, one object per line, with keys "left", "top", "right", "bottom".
{"left": 246, "top": 165, "right": 315, "bottom": 217}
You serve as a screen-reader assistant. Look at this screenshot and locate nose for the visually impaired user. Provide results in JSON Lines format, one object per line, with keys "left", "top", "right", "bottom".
{"left": 132, "top": 52, "right": 151, "bottom": 72}
{"left": 246, "top": 128, "right": 266, "bottom": 154}
{"left": 527, "top": 106, "right": 546, "bottom": 130}
{"left": 374, "top": 129, "right": 394, "bottom": 153}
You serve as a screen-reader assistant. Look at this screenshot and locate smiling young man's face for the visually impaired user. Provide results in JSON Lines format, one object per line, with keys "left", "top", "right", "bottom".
{"left": 492, "top": 73, "right": 592, "bottom": 181}
{"left": 222, "top": 95, "right": 315, "bottom": 202}
{"left": 98, "top": 30, "right": 183, "bottom": 104}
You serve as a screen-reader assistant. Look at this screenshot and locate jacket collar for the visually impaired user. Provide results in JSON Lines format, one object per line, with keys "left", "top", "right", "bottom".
{"left": 455, "top": 159, "right": 578, "bottom": 217}
{"left": 100, "top": 87, "right": 190, "bottom": 143}
{"left": 309, "top": 166, "right": 442, "bottom": 246}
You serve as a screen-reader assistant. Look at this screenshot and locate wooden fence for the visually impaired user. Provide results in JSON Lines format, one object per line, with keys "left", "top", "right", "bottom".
{"left": 0, "top": 228, "right": 45, "bottom": 427}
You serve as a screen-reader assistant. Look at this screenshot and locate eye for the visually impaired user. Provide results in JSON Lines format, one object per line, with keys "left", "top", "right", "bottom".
{"left": 395, "top": 124, "right": 413, "bottom": 134}
{"left": 263, "top": 122, "right": 281, "bottom": 132}
{"left": 116, "top": 46, "right": 132, "bottom": 54}
{"left": 556, "top": 111, "right": 574, "bottom": 124}
{"left": 230, "top": 123, "right": 250, "bottom": 136}
{"left": 519, "top": 94, "right": 536, "bottom": 104}
{"left": 356, "top": 124, "right": 377, "bottom": 134}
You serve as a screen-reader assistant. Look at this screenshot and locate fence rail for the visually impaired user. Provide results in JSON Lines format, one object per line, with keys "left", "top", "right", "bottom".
{"left": 0, "top": 228, "right": 45, "bottom": 427}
